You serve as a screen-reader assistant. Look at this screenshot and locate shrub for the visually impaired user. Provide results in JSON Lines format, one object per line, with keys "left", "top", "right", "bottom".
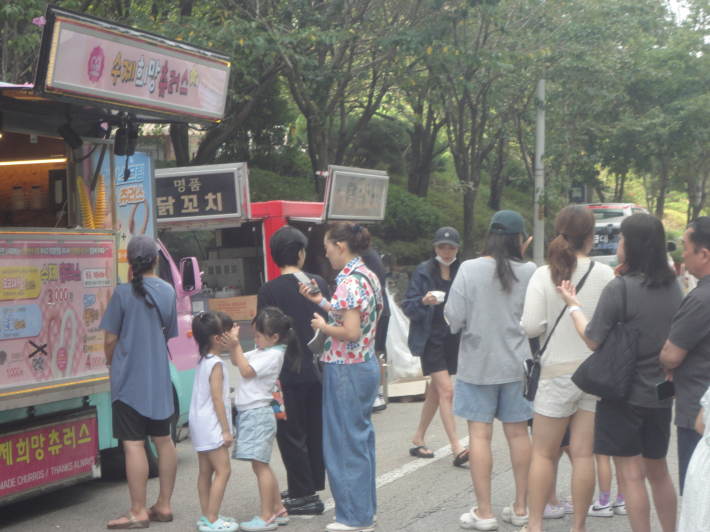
{"left": 370, "top": 185, "right": 441, "bottom": 243}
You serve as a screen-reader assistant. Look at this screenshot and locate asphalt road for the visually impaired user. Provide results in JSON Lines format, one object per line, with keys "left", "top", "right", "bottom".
{"left": 1, "top": 380, "right": 678, "bottom": 532}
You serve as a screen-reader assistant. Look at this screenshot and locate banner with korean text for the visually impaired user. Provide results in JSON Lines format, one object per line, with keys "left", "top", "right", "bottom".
{"left": 0, "top": 412, "right": 99, "bottom": 501}
{"left": 39, "top": 8, "right": 230, "bottom": 122}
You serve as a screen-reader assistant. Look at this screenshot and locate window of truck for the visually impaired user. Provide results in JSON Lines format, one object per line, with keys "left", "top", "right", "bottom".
{"left": 591, "top": 208, "right": 625, "bottom": 220}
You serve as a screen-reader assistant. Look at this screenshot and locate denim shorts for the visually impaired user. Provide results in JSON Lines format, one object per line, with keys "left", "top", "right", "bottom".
{"left": 453, "top": 380, "right": 533, "bottom": 423}
{"left": 233, "top": 406, "right": 277, "bottom": 464}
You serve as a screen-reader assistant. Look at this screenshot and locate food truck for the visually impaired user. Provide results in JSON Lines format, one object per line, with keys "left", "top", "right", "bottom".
{"left": 155, "top": 164, "right": 389, "bottom": 330}
{"left": 0, "top": 6, "right": 229, "bottom": 506}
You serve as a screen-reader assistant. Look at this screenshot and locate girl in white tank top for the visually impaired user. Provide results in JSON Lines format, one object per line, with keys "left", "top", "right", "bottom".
{"left": 189, "top": 312, "right": 239, "bottom": 532}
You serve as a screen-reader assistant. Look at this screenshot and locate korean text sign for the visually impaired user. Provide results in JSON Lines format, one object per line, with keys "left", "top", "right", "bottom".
{"left": 155, "top": 170, "right": 241, "bottom": 223}
{"left": 43, "top": 14, "right": 229, "bottom": 122}
{"left": 0, "top": 414, "right": 98, "bottom": 500}
{"left": 0, "top": 236, "right": 115, "bottom": 390}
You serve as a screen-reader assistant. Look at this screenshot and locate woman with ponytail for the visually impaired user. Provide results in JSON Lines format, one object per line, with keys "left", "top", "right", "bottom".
{"left": 520, "top": 205, "right": 615, "bottom": 532}
{"left": 99, "top": 235, "right": 179, "bottom": 529}
{"left": 299, "top": 221, "right": 383, "bottom": 532}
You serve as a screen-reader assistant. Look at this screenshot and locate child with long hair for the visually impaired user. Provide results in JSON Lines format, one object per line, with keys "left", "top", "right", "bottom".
{"left": 190, "top": 312, "right": 238, "bottom": 532}
{"left": 230, "top": 307, "right": 301, "bottom": 532}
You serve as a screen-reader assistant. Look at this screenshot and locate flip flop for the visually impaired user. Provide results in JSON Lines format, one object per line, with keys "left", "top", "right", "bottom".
{"left": 147, "top": 505, "right": 173, "bottom": 522}
{"left": 107, "top": 512, "right": 150, "bottom": 529}
{"left": 409, "top": 446, "right": 434, "bottom": 458}
{"left": 453, "top": 449, "right": 470, "bottom": 467}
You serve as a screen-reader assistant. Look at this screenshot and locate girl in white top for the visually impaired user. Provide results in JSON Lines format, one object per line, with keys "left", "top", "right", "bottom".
{"left": 189, "top": 312, "right": 238, "bottom": 532}
{"left": 520, "top": 205, "right": 614, "bottom": 532}
{"left": 230, "top": 307, "right": 301, "bottom": 532}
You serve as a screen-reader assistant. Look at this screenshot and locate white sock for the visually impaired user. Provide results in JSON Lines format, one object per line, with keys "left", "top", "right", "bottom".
{"left": 378, "top": 385, "right": 384, "bottom": 395}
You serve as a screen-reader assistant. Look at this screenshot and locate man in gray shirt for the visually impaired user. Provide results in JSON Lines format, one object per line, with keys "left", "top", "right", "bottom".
{"left": 661, "top": 217, "right": 710, "bottom": 494}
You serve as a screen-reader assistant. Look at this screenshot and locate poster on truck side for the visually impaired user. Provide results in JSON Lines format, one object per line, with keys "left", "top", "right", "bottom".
{"left": 95, "top": 151, "right": 154, "bottom": 285}
{"left": 0, "top": 410, "right": 99, "bottom": 502}
{"left": 0, "top": 234, "right": 115, "bottom": 389}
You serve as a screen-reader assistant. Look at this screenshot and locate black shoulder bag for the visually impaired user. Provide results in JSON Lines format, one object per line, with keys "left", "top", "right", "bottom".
{"left": 571, "top": 277, "right": 639, "bottom": 402}
{"left": 522, "top": 261, "right": 595, "bottom": 401}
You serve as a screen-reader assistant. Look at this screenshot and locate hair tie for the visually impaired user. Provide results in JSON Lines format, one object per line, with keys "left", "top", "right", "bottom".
{"left": 352, "top": 223, "right": 363, "bottom": 233}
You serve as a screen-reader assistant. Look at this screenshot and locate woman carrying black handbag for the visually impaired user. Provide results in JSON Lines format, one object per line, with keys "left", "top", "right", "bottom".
{"left": 558, "top": 213, "right": 682, "bottom": 532}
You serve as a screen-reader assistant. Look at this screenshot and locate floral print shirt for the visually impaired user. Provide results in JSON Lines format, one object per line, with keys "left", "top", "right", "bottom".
{"left": 323, "top": 257, "right": 384, "bottom": 364}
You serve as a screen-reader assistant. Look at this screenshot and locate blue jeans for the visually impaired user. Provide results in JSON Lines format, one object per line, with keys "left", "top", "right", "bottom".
{"left": 322, "top": 356, "right": 379, "bottom": 527}
{"left": 678, "top": 426, "right": 703, "bottom": 495}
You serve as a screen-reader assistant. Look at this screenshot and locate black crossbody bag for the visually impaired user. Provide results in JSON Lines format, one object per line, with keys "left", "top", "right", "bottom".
{"left": 144, "top": 288, "right": 173, "bottom": 360}
{"left": 522, "top": 261, "right": 595, "bottom": 401}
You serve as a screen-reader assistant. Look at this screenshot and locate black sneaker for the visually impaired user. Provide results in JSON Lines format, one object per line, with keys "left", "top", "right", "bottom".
{"left": 280, "top": 489, "right": 290, "bottom": 499}
{"left": 283, "top": 494, "right": 325, "bottom": 515}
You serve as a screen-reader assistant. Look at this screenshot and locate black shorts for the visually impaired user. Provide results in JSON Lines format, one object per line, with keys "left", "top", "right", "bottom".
{"left": 112, "top": 400, "right": 172, "bottom": 441}
{"left": 594, "top": 400, "right": 671, "bottom": 459}
{"left": 420, "top": 332, "right": 458, "bottom": 376}
{"left": 375, "top": 316, "right": 389, "bottom": 354}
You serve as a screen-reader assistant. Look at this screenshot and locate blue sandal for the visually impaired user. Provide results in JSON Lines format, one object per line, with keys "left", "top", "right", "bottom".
{"left": 240, "top": 516, "right": 278, "bottom": 531}
{"left": 198, "top": 517, "right": 238, "bottom": 532}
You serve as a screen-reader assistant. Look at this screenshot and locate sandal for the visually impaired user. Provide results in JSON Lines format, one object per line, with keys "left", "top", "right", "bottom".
{"left": 147, "top": 505, "right": 173, "bottom": 522}
{"left": 199, "top": 517, "right": 238, "bottom": 532}
{"left": 453, "top": 449, "right": 470, "bottom": 467}
{"left": 409, "top": 446, "right": 434, "bottom": 458}
{"left": 196, "top": 516, "right": 237, "bottom": 527}
{"left": 266, "top": 507, "right": 289, "bottom": 526}
{"left": 107, "top": 512, "right": 150, "bottom": 529}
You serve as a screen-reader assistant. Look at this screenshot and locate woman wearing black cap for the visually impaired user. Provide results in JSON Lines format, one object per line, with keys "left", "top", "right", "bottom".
{"left": 401, "top": 227, "right": 468, "bottom": 466}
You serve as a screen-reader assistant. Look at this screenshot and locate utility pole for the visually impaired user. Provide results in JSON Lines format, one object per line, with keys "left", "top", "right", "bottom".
{"left": 533, "top": 79, "right": 545, "bottom": 267}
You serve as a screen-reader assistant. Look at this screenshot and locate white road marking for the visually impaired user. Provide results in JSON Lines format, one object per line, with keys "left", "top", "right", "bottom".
{"left": 294, "top": 437, "right": 470, "bottom": 519}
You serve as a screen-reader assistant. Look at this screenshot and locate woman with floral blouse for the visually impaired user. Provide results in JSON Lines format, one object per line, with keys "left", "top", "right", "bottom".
{"left": 300, "top": 221, "right": 383, "bottom": 532}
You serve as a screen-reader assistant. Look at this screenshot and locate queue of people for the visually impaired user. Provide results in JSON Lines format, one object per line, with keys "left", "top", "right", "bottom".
{"left": 100, "top": 210, "right": 710, "bottom": 532}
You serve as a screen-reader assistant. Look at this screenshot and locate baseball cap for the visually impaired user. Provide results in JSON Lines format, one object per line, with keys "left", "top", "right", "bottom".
{"left": 433, "top": 227, "right": 460, "bottom": 247}
{"left": 127, "top": 234, "right": 159, "bottom": 263}
{"left": 489, "top": 210, "right": 528, "bottom": 238}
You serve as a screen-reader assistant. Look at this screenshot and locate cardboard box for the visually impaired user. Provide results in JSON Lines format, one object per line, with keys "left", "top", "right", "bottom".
{"left": 208, "top": 295, "right": 258, "bottom": 321}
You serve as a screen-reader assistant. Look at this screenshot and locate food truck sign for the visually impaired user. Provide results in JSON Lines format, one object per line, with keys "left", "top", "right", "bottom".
{"left": 155, "top": 163, "right": 249, "bottom": 225}
{"left": 324, "top": 166, "right": 389, "bottom": 222}
{"left": 35, "top": 6, "right": 230, "bottom": 123}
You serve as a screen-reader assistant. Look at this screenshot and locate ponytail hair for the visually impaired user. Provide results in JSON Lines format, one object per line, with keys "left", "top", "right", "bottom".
{"left": 130, "top": 256, "right": 157, "bottom": 307}
{"left": 482, "top": 232, "right": 524, "bottom": 292}
{"left": 253, "top": 307, "right": 302, "bottom": 372}
{"left": 548, "top": 205, "right": 595, "bottom": 286}
{"left": 325, "top": 221, "right": 371, "bottom": 255}
{"left": 191, "top": 311, "right": 228, "bottom": 360}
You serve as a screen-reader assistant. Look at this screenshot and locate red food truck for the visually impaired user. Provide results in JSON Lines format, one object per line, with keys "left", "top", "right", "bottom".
{"left": 155, "top": 163, "right": 390, "bottom": 333}
{"left": 0, "top": 6, "right": 230, "bottom": 506}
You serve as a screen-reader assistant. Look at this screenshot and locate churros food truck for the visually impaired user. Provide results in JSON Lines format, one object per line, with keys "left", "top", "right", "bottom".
{"left": 155, "top": 164, "right": 389, "bottom": 335}
{"left": 0, "top": 6, "right": 229, "bottom": 505}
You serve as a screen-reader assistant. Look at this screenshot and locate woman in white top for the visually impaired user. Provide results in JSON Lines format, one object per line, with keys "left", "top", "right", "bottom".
{"left": 521, "top": 205, "right": 614, "bottom": 532}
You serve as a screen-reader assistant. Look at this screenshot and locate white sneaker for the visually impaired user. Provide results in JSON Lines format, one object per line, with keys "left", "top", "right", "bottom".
{"left": 588, "top": 501, "right": 613, "bottom": 517}
{"left": 501, "top": 503, "right": 528, "bottom": 526}
{"left": 612, "top": 500, "right": 627, "bottom": 515}
{"left": 460, "top": 508, "right": 499, "bottom": 530}
{"left": 372, "top": 394, "right": 386, "bottom": 412}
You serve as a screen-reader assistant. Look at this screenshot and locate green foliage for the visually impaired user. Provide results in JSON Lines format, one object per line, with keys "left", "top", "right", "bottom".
{"left": 370, "top": 185, "right": 441, "bottom": 244}
{"left": 248, "top": 168, "right": 318, "bottom": 203}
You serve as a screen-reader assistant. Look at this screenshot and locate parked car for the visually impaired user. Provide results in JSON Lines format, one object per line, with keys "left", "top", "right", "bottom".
{"left": 582, "top": 203, "right": 676, "bottom": 271}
